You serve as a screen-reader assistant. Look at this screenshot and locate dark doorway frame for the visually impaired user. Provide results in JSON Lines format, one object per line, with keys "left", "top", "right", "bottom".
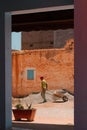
{"left": 0, "top": 1, "right": 79, "bottom": 130}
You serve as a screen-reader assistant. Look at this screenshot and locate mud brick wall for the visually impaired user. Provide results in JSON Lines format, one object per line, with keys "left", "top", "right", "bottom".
{"left": 22, "top": 29, "right": 74, "bottom": 50}
{"left": 12, "top": 40, "right": 74, "bottom": 97}
{"left": 22, "top": 31, "right": 54, "bottom": 49}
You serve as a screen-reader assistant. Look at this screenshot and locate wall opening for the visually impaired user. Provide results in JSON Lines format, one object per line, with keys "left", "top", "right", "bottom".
{"left": 11, "top": 6, "right": 74, "bottom": 127}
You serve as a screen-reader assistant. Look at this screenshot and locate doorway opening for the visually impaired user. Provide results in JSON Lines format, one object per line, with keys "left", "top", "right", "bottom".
{"left": 11, "top": 6, "right": 74, "bottom": 126}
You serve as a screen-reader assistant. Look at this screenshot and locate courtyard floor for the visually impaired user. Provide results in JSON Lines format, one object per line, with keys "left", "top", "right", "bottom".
{"left": 12, "top": 90, "right": 74, "bottom": 130}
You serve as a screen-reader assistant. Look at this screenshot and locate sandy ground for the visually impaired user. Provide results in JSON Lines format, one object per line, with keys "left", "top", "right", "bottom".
{"left": 12, "top": 89, "right": 74, "bottom": 125}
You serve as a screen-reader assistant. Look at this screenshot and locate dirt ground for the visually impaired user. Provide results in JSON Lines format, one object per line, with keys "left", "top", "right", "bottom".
{"left": 12, "top": 89, "right": 74, "bottom": 125}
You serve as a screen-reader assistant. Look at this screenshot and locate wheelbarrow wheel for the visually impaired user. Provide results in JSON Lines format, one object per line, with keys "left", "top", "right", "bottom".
{"left": 62, "top": 96, "right": 68, "bottom": 102}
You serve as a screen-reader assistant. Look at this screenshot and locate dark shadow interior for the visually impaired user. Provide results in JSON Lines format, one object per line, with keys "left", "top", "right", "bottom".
{"left": 13, "top": 122, "right": 73, "bottom": 130}
{"left": 12, "top": 9, "right": 74, "bottom": 32}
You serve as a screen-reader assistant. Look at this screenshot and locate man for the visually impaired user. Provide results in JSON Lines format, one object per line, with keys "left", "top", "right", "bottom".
{"left": 40, "top": 76, "right": 48, "bottom": 103}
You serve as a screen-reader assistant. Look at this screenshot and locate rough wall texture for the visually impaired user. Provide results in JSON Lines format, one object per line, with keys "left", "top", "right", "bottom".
{"left": 22, "top": 31, "right": 54, "bottom": 49}
{"left": 22, "top": 29, "right": 74, "bottom": 50}
{"left": 54, "top": 29, "right": 74, "bottom": 48}
{"left": 12, "top": 39, "right": 74, "bottom": 97}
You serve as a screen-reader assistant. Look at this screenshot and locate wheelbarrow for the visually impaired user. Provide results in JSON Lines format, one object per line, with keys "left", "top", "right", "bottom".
{"left": 46, "top": 90, "right": 68, "bottom": 102}
{"left": 53, "top": 92, "right": 68, "bottom": 102}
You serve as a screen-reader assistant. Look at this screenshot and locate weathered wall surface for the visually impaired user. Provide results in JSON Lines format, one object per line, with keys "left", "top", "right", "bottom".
{"left": 54, "top": 29, "right": 74, "bottom": 48}
{"left": 12, "top": 39, "right": 74, "bottom": 97}
{"left": 22, "top": 29, "right": 74, "bottom": 50}
{"left": 22, "top": 31, "right": 54, "bottom": 49}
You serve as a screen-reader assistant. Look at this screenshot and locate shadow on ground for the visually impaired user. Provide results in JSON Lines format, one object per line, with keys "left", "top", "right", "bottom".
{"left": 12, "top": 122, "right": 74, "bottom": 130}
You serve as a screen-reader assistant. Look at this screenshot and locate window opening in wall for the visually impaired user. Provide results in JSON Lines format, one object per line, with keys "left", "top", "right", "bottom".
{"left": 27, "top": 69, "right": 34, "bottom": 80}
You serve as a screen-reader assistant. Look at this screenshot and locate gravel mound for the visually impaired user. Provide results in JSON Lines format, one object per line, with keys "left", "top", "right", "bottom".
{"left": 12, "top": 89, "right": 74, "bottom": 108}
